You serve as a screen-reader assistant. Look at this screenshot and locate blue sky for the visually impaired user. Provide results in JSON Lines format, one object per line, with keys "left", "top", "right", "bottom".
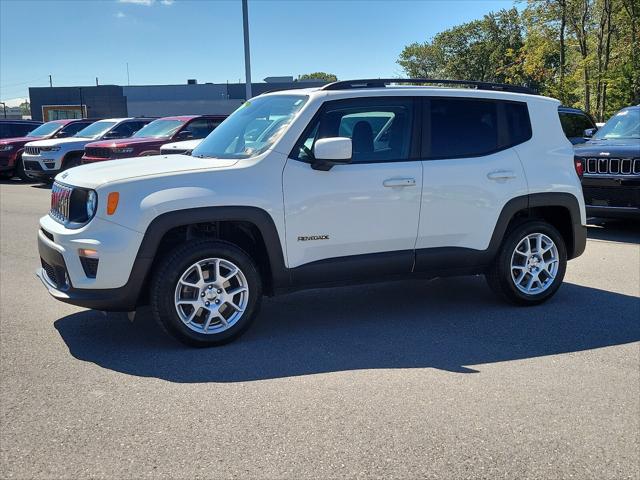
{"left": 1, "top": 0, "right": 518, "bottom": 102}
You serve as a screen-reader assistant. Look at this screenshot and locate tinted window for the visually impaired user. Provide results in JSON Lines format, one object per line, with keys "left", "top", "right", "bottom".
{"left": 106, "top": 121, "right": 142, "bottom": 138}
{"left": 429, "top": 99, "right": 498, "bottom": 158}
{"left": 293, "top": 97, "right": 414, "bottom": 163}
{"left": 559, "top": 112, "right": 594, "bottom": 138}
{"left": 0, "top": 123, "right": 37, "bottom": 138}
{"left": 505, "top": 102, "right": 532, "bottom": 145}
{"left": 57, "top": 122, "right": 91, "bottom": 137}
{"left": 185, "top": 118, "right": 214, "bottom": 139}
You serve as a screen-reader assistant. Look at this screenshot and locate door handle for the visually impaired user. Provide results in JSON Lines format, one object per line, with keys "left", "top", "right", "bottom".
{"left": 487, "top": 170, "right": 516, "bottom": 181}
{"left": 383, "top": 178, "right": 416, "bottom": 187}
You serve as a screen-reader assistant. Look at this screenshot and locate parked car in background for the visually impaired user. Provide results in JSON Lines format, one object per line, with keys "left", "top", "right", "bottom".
{"left": 22, "top": 118, "right": 154, "bottom": 181}
{"left": 574, "top": 105, "right": 640, "bottom": 219}
{"left": 81, "top": 115, "right": 226, "bottom": 164}
{"left": 0, "top": 120, "right": 42, "bottom": 139}
{"left": 559, "top": 106, "right": 597, "bottom": 144}
{"left": 159, "top": 138, "right": 203, "bottom": 155}
{"left": 0, "top": 119, "right": 96, "bottom": 181}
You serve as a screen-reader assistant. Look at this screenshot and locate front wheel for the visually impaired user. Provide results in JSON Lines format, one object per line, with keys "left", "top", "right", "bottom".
{"left": 486, "top": 221, "right": 567, "bottom": 305}
{"left": 150, "top": 240, "right": 262, "bottom": 346}
{"left": 15, "top": 155, "right": 34, "bottom": 182}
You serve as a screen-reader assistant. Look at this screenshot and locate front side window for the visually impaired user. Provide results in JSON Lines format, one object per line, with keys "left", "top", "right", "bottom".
{"left": 74, "top": 121, "right": 118, "bottom": 139}
{"left": 560, "top": 112, "right": 594, "bottom": 138}
{"left": 429, "top": 98, "right": 498, "bottom": 158}
{"left": 57, "top": 122, "right": 91, "bottom": 137}
{"left": 184, "top": 119, "right": 214, "bottom": 139}
{"left": 193, "top": 95, "right": 308, "bottom": 159}
{"left": 26, "top": 122, "right": 63, "bottom": 137}
{"left": 293, "top": 97, "right": 414, "bottom": 163}
{"left": 594, "top": 108, "right": 640, "bottom": 140}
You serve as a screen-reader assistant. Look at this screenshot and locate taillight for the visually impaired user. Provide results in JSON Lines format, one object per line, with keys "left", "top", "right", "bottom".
{"left": 574, "top": 156, "right": 584, "bottom": 178}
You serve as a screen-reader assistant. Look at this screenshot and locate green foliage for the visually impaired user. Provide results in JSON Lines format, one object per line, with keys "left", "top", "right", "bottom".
{"left": 298, "top": 72, "right": 338, "bottom": 82}
{"left": 397, "top": 1, "right": 640, "bottom": 120}
{"left": 19, "top": 102, "right": 30, "bottom": 116}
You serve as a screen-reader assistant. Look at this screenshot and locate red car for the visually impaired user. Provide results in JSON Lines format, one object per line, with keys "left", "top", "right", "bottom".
{"left": 82, "top": 115, "right": 226, "bottom": 163}
{"left": 0, "top": 119, "right": 96, "bottom": 181}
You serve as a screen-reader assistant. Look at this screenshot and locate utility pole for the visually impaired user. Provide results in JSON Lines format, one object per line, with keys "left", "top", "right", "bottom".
{"left": 96, "top": 77, "right": 99, "bottom": 86}
{"left": 79, "top": 87, "right": 84, "bottom": 119}
{"left": 0, "top": 102, "right": 6, "bottom": 119}
{"left": 242, "top": 0, "right": 252, "bottom": 100}
{"left": 126, "top": 62, "right": 130, "bottom": 86}
{"left": 49, "top": 75, "right": 52, "bottom": 87}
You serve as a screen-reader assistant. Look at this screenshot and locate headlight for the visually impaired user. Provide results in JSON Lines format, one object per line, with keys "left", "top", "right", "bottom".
{"left": 112, "top": 147, "right": 134, "bottom": 154}
{"left": 41, "top": 146, "right": 61, "bottom": 152}
{"left": 86, "top": 190, "right": 98, "bottom": 220}
{"left": 0, "top": 145, "right": 13, "bottom": 152}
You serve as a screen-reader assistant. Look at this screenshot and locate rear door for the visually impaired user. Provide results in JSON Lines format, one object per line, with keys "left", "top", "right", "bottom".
{"left": 283, "top": 96, "right": 423, "bottom": 278}
{"left": 415, "top": 97, "right": 529, "bottom": 268}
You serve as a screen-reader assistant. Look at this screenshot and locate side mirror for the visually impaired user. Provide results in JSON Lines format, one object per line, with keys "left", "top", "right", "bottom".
{"left": 177, "top": 130, "right": 193, "bottom": 140}
{"left": 311, "top": 137, "right": 352, "bottom": 171}
{"left": 584, "top": 127, "right": 597, "bottom": 138}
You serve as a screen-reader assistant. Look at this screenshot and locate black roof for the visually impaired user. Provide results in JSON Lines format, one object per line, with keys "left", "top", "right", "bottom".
{"left": 322, "top": 78, "right": 535, "bottom": 95}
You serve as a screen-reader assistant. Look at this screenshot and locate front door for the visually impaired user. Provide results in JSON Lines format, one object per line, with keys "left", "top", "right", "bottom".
{"left": 282, "top": 96, "right": 422, "bottom": 282}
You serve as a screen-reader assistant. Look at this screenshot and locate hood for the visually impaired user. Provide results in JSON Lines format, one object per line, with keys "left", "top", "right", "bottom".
{"left": 574, "top": 138, "right": 640, "bottom": 157}
{"left": 86, "top": 137, "right": 167, "bottom": 148}
{"left": 0, "top": 135, "right": 45, "bottom": 146}
{"left": 26, "top": 136, "right": 93, "bottom": 148}
{"left": 57, "top": 154, "right": 239, "bottom": 189}
{"left": 162, "top": 139, "right": 202, "bottom": 150}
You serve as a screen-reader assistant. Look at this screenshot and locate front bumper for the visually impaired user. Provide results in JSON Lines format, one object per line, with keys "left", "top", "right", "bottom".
{"left": 22, "top": 152, "right": 64, "bottom": 179}
{"left": 37, "top": 215, "right": 149, "bottom": 311}
{"left": 582, "top": 176, "right": 640, "bottom": 220}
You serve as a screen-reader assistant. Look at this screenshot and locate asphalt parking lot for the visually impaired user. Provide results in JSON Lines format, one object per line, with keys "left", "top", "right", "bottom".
{"left": 1, "top": 179, "right": 639, "bottom": 479}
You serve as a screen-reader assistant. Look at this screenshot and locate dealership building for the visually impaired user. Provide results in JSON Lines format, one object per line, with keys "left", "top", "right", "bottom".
{"left": 28, "top": 77, "right": 326, "bottom": 121}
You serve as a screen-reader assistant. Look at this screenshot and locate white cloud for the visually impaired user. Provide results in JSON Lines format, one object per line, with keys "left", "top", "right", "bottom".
{"left": 115, "top": 11, "right": 126, "bottom": 18}
{"left": 118, "top": 0, "right": 154, "bottom": 5}
{"left": 160, "top": 0, "right": 174, "bottom": 4}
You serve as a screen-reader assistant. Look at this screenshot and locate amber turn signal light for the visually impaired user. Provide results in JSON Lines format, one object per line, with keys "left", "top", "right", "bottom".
{"left": 107, "top": 192, "right": 119, "bottom": 215}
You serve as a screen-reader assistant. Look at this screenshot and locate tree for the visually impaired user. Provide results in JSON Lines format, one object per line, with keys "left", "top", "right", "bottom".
{"left": 19, "top": 101, "right": 30, "bottom": 116}
{"left": 298, "top": 72, "right": 338, "bottom": 82}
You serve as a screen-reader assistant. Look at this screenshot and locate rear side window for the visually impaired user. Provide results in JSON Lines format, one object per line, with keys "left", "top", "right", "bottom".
{"left": 559, "top": 112, "right": 594, "bottom": 138}
{"left": 428, "top": 98, "right": 498, "bottom": 158}
{"left": 293, "top": 97, "right": 414, "bottom": 163}
{"left": 505, "top": 102, "right": 532, "bottom": 145}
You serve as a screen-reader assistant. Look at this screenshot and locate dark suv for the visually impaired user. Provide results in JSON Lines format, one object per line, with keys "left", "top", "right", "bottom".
{"left": 0, "top": 120, "right": 42, "bottom": 139}
{"left": 559, "top": 106, "right": 597, "bottom": 144}
{"left": 0, "top": 119, "right": 95, "bottom": 181}
{"left": 81, "top": 115, "right": 226, "bottom": 163}
{"left": 574, "top": 105, "right": 640, "bottom": 219}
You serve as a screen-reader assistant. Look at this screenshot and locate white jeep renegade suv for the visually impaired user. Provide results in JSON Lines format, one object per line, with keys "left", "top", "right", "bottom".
{"left": 37, "top": 79, "right": 587, "bottom": 346}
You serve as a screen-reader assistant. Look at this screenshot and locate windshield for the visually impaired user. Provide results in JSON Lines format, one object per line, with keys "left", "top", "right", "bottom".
{"left": 26, "top": 122, "right": 63, "bottom": 137}
{"left": 192, "top": 95, "right": 308, "bottom": 159}
{"left": 73, "top": 121, "right": 118, "bottom": 139}
{"left": 594, "top": 109, "right": 640, "bottom": 140}
{"left": 133, "top": 119, "right": 185, "bottom": 138}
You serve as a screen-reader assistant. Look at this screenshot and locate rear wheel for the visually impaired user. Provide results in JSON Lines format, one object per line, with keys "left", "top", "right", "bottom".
{"left": 486, "top": 221, "right": 567, "bottom": 305}
{"left": 150, "top": 240, "right": 262, "bottom": 346}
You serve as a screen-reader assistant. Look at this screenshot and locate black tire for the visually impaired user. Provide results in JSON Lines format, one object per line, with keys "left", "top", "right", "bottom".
{"left": 63, "top": 154, "right": 82, "bottom": 171}
{"left": 15, "top": 155, "right": 35, "bottom": 182}
{"left": 150, "top": 239, "right": 262, "bottom": 347}
{"left": 486, "top": 220, "right": 567, "bottom": 305}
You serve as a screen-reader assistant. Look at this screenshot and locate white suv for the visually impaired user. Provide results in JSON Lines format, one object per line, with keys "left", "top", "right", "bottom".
{"left": 37, "top": 79, "right": 587, "bottom": 346}
{"left": 23, "top": 118, "right": 152, "bottom": 181}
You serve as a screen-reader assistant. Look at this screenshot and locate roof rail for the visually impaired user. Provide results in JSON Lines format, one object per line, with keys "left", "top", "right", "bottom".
{"left": 321, "top": 78, "right": 536, "bottom": 95}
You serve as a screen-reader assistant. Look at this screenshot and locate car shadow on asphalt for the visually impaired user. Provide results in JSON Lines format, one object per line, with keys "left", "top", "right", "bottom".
{"left": 587, "top": 219, "right": 640, "bottom": 244}
{"left": 54, "top": 276, "right": 640, "bottom": 383}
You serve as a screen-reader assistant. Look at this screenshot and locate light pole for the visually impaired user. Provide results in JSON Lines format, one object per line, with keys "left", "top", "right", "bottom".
{"left": 0, "top": 102, "right": 6, "bottom": 118}
{"left": 242, "top": 0, "right": 252, "bottom": 100}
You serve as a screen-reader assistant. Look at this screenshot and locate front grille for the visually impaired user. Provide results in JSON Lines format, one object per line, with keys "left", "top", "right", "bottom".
{"left": 582, "top": 157, "right": 640, "bottom": 176}
{"left": 84, "top": 147, "right": 111, "bottom": 159}
{"left": 24, "top": 146, "right": 41, "bottom": 155}
{"left": 583, "top": 185, "right": 640, "bottom": 208}
{"left": 23, "top": 161, "right": 42, "bottom": 171}
{"left": 50, "top": 182, "right": 73, "bottom": 223}
{"left": 41, "top": 259, "right": 68, "bottom": 290}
